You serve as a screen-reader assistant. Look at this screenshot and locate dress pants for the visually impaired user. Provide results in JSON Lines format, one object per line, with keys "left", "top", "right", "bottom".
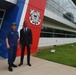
{"left": 8, "top": 46, "right": 17, "bottom": 65}
{"left": 20, "top": 44, "right": 30, "bottom": 64}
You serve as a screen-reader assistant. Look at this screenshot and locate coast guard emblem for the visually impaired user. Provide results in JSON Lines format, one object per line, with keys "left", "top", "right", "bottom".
{"left": 29, "top": 9, "right": 41, "bottom": 25}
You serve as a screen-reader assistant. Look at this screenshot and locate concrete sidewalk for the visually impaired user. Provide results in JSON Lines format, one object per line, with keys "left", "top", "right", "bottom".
{"left": 0, "top": 56, "right": 76, "bottom": 75}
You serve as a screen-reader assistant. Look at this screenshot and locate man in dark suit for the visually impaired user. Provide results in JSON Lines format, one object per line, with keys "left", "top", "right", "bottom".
{"left": 19, "top": 22, "right": 32, "bottom": 66}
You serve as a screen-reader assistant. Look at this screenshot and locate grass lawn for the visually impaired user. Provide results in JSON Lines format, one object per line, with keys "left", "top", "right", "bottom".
{"left": 33, "top": 43, "right": 76, "bottom": 67}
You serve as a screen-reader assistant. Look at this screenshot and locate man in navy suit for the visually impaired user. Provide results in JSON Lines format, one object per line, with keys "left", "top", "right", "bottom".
{"left": 19, "top": 22, "right": 32, "bottom": 66}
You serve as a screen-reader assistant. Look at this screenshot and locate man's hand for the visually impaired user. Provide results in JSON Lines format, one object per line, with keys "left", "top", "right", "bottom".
{"left": 6, "top": 38, "right": 10, "bottom": 49}
{"left": 29, "top": 44, "right": 32, "bottom": 47}
{"left": 7, "top": 44, "right": 10, "bottom": 49}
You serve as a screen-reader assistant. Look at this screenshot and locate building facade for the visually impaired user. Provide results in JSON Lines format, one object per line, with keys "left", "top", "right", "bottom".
{"left": 0, "top": 0, "right": 76, "bottom": 58}
{"left": 39, "top": 0, "right": 76, "bottom": 47}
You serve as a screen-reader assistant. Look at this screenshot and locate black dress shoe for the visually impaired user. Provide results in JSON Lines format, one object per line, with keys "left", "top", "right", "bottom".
{"left": 8, "top": 66, "right": 13, "bottom": 72}
{"left": 12, "top": 64, "right": 17, "bottom": 67}
{"left": 18, "top": 63, "right": 23, "bottom": 66}
{"left": 27, "top": 63, "right": 31, "bottom": 66}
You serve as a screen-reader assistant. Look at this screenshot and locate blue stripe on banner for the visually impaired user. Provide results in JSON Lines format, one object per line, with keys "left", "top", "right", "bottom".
{"left": 0, "top": 0, "right": 26, "bottom": 58}
{"left": 15, "top": 0, "right": 26, "bottom": 30}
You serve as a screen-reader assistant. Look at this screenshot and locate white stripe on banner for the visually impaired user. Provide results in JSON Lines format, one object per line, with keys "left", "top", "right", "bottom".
{"left": 18, "top": 0, "right": 29, "bottom": 35}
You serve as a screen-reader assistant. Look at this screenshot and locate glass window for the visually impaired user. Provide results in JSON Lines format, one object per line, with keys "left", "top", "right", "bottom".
{"left": 46, "top": 0, "right": 76, "bottom": 23}
{"left": 0, "top": 9, "right": 5, "bottom": 28}
{"left": 0, "top": 10, "right": 4, "bottom": 18}
{"left": 41, "top": 26, "right": 76, "bottom": 38}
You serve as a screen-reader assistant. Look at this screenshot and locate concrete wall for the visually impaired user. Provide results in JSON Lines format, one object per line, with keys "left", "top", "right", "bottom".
{"left": 43, "top": 19, "right": 76, "bottom": 33}
{"left": 5, "top": 0, "right": 17, "bottom": 4}
{"left": 44, "top": 9, "right": 76, "bottom": 29}
{"left": 38, "top": 14, "right": 76, "bottom": 47}
{"left": 38, "top": 38, "right": 76, "bottom": 47}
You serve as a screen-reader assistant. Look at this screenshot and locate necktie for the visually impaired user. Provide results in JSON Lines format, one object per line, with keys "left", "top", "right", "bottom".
{"left": 24, "top": 28, "right": 26, "bottom": 32}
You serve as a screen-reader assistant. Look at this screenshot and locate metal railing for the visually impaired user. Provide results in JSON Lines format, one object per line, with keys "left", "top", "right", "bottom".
{"left": 41, "top": 31, "right": 76, "bottom": 38}
{"left": 40, "top": 26, "right": 76, "bottom": 38}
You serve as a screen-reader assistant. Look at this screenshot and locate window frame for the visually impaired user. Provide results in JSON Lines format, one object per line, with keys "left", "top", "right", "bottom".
{"left": 0, "top": 9, "right": 6, "bottom": 28}
{"left": 40, "top": 26, "right": 76, "bottom": 38}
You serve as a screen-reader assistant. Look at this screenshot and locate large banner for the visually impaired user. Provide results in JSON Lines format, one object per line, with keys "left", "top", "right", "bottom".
{"left": 17, "top": 0, "right": 46, "bottom": 56}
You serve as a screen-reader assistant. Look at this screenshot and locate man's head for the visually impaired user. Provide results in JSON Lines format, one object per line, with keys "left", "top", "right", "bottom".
{"left": 23, "top": 22, "right": 27, "bottom": 28}
{"left": 11, "top": 22, "right": 16, "bottom": 30}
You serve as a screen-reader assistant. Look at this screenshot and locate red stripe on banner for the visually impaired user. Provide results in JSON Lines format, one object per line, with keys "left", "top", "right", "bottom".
{"left": 17, "top": 0, "right": 46, "bottom": 56}
{"left": 29, "top": 0, "right": 46, "bottom": 10}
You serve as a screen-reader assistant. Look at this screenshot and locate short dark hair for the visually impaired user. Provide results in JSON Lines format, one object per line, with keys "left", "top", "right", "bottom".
{"left": 23, "top": 22, "right": 27, "bottom": 25}
{"left": 23, "top": 22, "right": 27, "bottom": 27}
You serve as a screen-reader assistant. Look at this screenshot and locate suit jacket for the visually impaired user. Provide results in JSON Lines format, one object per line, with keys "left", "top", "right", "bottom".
{"left": 20, "top": 28, "right": 32, "bottom": 46}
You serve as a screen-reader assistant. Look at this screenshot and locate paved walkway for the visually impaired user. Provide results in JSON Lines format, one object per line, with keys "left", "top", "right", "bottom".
{"left": 0, "top": 56, "right": 76, "bottom": 75}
